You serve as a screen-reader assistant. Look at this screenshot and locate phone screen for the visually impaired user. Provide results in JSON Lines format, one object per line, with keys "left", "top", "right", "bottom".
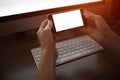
{"left": 52, "top": 10, "right": 84, "bottom": 32}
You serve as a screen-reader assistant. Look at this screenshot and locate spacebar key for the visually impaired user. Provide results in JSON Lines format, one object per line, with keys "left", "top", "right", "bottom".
{"left": 60, "top": 53, "right": 82, "bottom": 63}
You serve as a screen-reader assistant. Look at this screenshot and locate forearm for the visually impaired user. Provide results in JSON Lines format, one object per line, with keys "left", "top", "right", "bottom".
{"left": 98, "top": 16, "right": 120, "bottom": 53}
{"left": 93, "top": 16, "right": 120, "bottom": 55}
{"left": 89, "top": 16, "right": 120, "bottom": 55}
{"left": 102, "top": 31, "right": 120, "bottom": 55}
{"left": 37, "top": 46, "right": 57, "bottom": 80}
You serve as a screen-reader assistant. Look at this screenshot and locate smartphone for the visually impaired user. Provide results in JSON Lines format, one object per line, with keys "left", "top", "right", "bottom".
{"left": 49, "top": 9, "right": 85, "bottom": 32}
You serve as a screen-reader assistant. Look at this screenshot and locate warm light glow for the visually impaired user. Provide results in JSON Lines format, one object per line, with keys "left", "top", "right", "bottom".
{"left": 0, "top": 0, "right": 102, "bottom": 17}
{"left": 52, "top": 10, "right": 84, "bottom": 32}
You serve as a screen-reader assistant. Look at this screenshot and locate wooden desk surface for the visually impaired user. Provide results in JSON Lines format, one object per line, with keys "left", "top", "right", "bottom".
{"left": 0, "top": 29, "right": 120, "bottom": 80}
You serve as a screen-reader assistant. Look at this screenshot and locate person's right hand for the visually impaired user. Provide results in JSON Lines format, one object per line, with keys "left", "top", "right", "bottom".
{"left": 83, "top": 10, "right": 115, "bottom": 43}
{"left": 83, "top": 10, "right": 120, "bottom": 61}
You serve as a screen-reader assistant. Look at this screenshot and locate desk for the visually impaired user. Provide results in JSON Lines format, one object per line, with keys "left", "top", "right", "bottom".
{"left": 0, "top": 29, "right": 120, "bottom": 80}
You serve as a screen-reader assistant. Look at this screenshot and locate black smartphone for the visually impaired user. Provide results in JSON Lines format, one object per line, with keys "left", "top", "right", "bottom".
{"left": 49, "top": 9, "right": 86, "bottom": 33}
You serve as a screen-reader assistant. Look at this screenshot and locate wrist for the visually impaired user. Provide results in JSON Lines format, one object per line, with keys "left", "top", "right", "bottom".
{"left": 102, "top": 30, "right": 120, "bottom": 48}
{"left": 42, "top": 45, "right": 58, "bottom": 58}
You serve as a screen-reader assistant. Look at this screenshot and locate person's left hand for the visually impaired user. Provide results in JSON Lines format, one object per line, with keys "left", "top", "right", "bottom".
{"left": 37, "top": 19, "right": 55, "bottom": 49}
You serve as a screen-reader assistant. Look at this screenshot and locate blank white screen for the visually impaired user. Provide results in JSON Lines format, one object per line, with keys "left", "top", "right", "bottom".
{"left": 52, "top": 10, "right": 84, "bottom": 32}
{"left": 0, "top": 0, "right": 102, "bottom": 17}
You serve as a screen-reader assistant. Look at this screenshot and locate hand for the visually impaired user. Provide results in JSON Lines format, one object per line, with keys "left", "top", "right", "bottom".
{"left": 83, "top": 10, "right": 120, "bottom": 61}
{"left": 37, "top": 19, "right": 55, "bottom": 49}
{"left": 37, "top": 19, "right": 57, "bottom": 58}
{"left": 83, "top": 10, "right": 114, "bottom": 43}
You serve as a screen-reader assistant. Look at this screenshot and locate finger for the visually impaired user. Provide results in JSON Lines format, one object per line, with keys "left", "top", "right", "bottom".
{"left": 83, "top": 10, "right": 94, "bottom": 26}
{"left": 40, "top": 19, "right": 48, "bottom": 30}
{"left": 84, "top": 10, "right": 95, "bottom": 15}
{"left": 44, "top": 20, "right": 53, "bottom": 30}
{"left": 83, "top": 10, "right": 93, "bottom": 20}
{"left": 37, "top": 19, "right": 48, "bottom": 32}
{"left": 83, "top": 10, "right": 96, "bottom": 22}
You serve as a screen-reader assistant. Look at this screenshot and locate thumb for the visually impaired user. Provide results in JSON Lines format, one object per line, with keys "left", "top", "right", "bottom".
{"left": 83, "top": 10, "right": 96, "bottom": 22}
{"left": 45, "top": 20, "right": 53, "bottom": 30}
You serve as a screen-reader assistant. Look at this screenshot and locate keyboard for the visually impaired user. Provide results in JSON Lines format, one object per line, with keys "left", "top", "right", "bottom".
{"left": 31, "top": 35, "right": 104, "bottom": 68}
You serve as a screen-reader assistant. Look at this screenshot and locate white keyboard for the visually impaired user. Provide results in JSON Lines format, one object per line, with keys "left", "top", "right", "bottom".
{"left": 31, "top": 35, "right": 104, "bottom": 68}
